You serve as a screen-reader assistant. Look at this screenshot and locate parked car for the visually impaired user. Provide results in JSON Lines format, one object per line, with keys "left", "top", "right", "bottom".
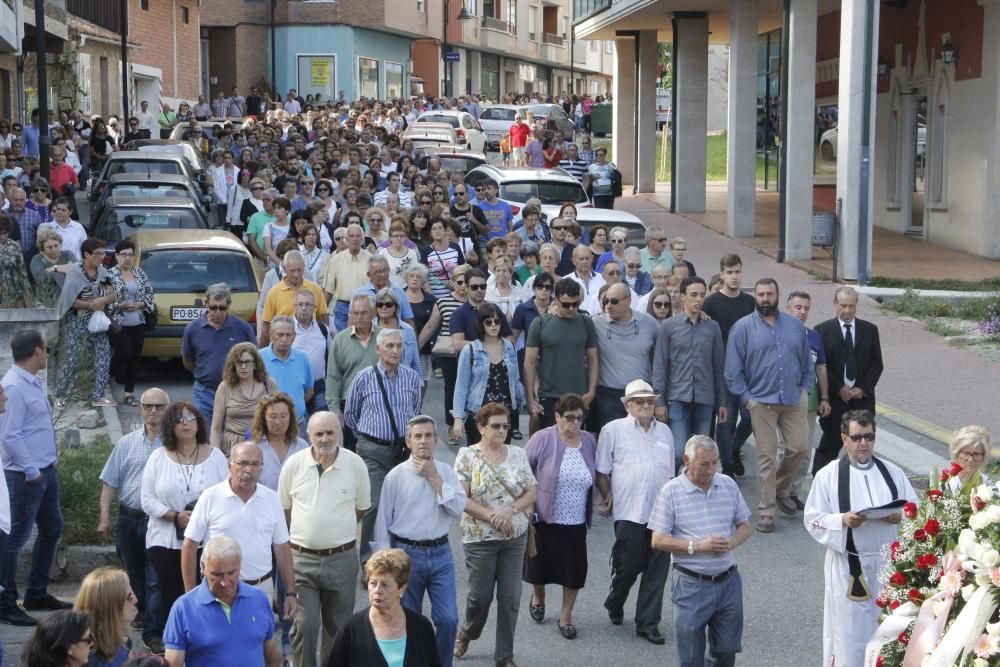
{"left": 90, "top": 173, "right": 211, "bottom": 227}
{"left": 478, "top": 105, "right": 526, "bottom": 150}
{"left": 89, "top": 151, "right": 203, "bottom": 202}
{"left": 521, "top": 104, "right": 577, "bottom": 139}
{"left": 123, "top": 138, "right": 210, "bottom": 175}
{"left": 89, "top": 197, "right": 213, "bottom": 262}
{"left": 820, "top": 121, "right": 926, "bottom": 162}
{"left": 131, "top": 229, "right": 262, "bottom": 358}
{"left": 413, "top": 148, "right": 488, "bottom": 176}
{"left": 402, "top": 122, "right": 462, "bottom": 148}
{"left": 168, "top": 118, "right": 245, "bottom": 141}
{"left": 463, "top": 165, "right": 590, "bottom": 219}
{"left": 415, "top": 110, "right": 487, "bottom": 153}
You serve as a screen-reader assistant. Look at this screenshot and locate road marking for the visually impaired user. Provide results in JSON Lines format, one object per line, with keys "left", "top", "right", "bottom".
{"left": 876, "top": 428, "right": 949, "bottom": 476}
{"left": 876, "top": 402, "right": 953, "bottom": 445}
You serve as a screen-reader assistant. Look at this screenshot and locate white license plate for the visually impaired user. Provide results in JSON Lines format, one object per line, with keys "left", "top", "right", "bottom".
{"left": 487, "top": 134, "right": 501, "bottom": 141}
{"left": 171, "top": 306, "right": 205, "bottom": 321}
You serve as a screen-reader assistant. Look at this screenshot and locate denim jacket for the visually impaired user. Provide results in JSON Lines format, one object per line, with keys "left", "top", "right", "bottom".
{"left": 452, "top": 338, "right": 526, "bottom": 420}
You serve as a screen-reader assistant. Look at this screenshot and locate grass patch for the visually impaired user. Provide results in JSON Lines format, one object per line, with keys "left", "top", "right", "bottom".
{"left": 881, "top": 289, "right": 1000, "bottom": 325}
{"left": 926, "top": 321, "right": 965, "bottom": 337}
{"left": 869, "top": 276, "right": 1000, "bottom": 292}
{"left": 593, "top": 133, "right": 777, "bottom": 183}
{"left": 59, "top": 436, "right": 115, "bottom": 546}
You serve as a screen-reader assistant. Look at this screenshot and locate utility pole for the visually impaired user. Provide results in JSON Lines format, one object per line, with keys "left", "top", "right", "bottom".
{"left": 35, "top": 0, "right": 49, "bottom": 181}
{"left": 121, "top": 0, "right": 129, "bottom": 119}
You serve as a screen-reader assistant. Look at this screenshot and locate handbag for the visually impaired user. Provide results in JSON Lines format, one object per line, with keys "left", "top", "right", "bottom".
{"left": 372, "top": 370, "right": 410, "bottom": 465}
{"left": 144, "top": 304, "right": 159, "bottom": 332}
{"left": 431, "top": 334, "right": 456, "bottom": 358}
{"left": 87, "top": 310, "right": 112, "bottom": 334}
{"left": 473, "top": 448, "right": 537, "bottom": 557}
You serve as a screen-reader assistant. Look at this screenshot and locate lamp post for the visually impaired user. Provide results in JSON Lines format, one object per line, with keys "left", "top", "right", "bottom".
{"left": 35, "top": 0, "right": 49, "bottom": 181}
{"left": 443, "top": 0, "right": 474, "bottom": 99}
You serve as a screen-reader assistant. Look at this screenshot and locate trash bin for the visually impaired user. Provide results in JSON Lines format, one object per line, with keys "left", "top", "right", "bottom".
{"left": 590, "top": 102, "right": 612, "bottom": 137}
{"left": 811, "top": 212, "right": 836, "bottom": 247}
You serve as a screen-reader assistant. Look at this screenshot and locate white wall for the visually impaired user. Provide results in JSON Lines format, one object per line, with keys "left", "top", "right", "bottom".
{"left": 708, "top": 44, "right": 729, "bottom": 133}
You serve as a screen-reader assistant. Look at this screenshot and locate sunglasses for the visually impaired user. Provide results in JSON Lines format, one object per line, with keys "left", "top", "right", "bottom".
{"left": 206, "top": 304, "right": 229, "bottom": 312}
{"left": 487, "top": 423, "right": 511, "bottom": 431}
{"left": 627, "top": 263, "right": 642, "bottom": 269}
{"left": 610, "top": 239, "right": 626, "bottom": 244}
{"left": 251, "top": 186, "right": 265, "bottom": 191}
{"left": 455, "top": 191, "right": 467, "bottom": 196}
{"left": 176, "top": 412, "right": 198, "bottom": 424}
{"left": 847, "top": 433, "right": 876, "bottom": 442}
{"left": 453, "top": 280, "right": 466, "bottom": 286}
{"left": 140, "top": 403, "right": 167, "bottom": 411}
{"left": 605, "top": 270, "right": 622, "bottom": 276}
{"left": 559, "top": 300, "right": 580, "bottom": 309}
{"left": 653, "top": 300, "right": 671, "bottom": 308}
{"left": 420, "top": 199, "right": 432, "bottom": 205}
{"left": 603, "top": 297, "right": 625, "bottom": 306}
{"left": 534, "top": 284, "right": 553, "bottom": 291}
{"left": 559, "top": 413, "right": 585, "bottom": 422}
{"left": 482, "top": 317, "right": 502, "bottom": 326}
{"left": 468, "top": 284, "right": 487, "bottom": 291}
{"left": 376, "top": 301, "right": 396, "bottom": 309}
{"left": 32, "top": 188, "right": 48, "bottom": 193}
{"left": 316, "top": 188, "right": 330, "bottom": 193}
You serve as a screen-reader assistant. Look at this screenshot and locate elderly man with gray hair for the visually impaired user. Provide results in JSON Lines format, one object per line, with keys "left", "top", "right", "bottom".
{"left": 650, "top": 435, "right": 752, "bottom": 667}
{"left": 261, "top": 316, "right": 314, "bottom": 433}
{"left": 163, "top": 536, "right": 280, "bottom": 667}
{"left": 259, "top": 249, "right": 329, "bottom": 346}
{"left": 181, "top": 282, "right": 257, "bottom": 427}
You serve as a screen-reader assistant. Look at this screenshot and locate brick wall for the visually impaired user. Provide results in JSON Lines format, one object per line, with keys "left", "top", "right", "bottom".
{"left": 129, "top": 0, "right": 201, "bottom": 101}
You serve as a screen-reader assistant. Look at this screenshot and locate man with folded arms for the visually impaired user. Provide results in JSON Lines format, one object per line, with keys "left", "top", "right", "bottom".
{"left": 278, "top": 411, "right": 370, "bottom": 667}
{"left": 804, "top": 410, "right": 915, "bottom": 667}
{"left": 373, "top": 415, "right": 466, "bottom": 667}
{"left": 650, "top": 435, "right": 752, "bottom": 667}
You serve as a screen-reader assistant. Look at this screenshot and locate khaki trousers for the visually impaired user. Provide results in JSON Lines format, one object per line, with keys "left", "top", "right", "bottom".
{"left": 290, "top": 548, "right": 358, "bottom": 667}
{"left": 748, "top": 393, "right": 808, "bottom": 517}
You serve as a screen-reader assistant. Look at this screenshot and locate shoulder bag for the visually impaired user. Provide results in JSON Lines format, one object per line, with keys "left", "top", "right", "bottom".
{"left": 373, "top": 369, "right": 410, "bottom": 465}
{"left": 472, "top": 447, "right": 537, "bottom": 557}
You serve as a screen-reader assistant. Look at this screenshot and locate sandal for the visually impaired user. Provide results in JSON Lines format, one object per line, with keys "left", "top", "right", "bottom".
{"left": 93, "top": 397, "right": 117, "bottom": 407}
{"left": 558, "top": 623, "right": 578, "bottom": 640}
{"left": 529, "top": 601, "right": 545, "bottom": 623}
{"left": 511, "top": 429, "right": 523, "bottom": 440}
{"left": 123, "top": 394, "right": 139, "bottom": 407}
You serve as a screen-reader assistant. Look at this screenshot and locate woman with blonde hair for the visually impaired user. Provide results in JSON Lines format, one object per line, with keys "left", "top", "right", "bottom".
{"left": 73, "top": 567, "right": 136, "bottom": 666}
{"left": 948, "top": 425, "right": 992, "bottom": 490}
{"left": 209, "top": 342, "right": 278, "bottom": 455}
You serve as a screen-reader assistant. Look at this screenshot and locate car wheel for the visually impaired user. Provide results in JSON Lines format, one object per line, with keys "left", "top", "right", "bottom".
{"left": 821, "top": 142, "right": 835, "bottom": 161}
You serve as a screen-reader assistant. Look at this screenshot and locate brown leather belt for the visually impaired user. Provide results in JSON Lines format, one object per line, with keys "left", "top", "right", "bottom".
{"left": 242, "top": 572, "right": 272, "bottom": 585}
{"left": 290, "top": 541, "right": 356, "bottom": 556}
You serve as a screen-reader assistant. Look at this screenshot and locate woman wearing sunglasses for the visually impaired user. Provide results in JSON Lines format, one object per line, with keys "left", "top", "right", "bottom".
{"left": 451, "top": 303, "right": 525, "bottom": 445}
{"left": 209, "top": 342, "right": 278, "bottom": 455}
{"left": 22, "top": 609, "right": 94, "bottom": 667}
{"left": 73, "top": 567, "right": 136, "bottom": 667}
{"left": 373, "top": 287, "right": 423, "bottom": 381}
{"left": 141, "top": 402, "right": 227, "bottom": 618}
{"left": 644, "top": 287, "right": 673, "bottom": 324}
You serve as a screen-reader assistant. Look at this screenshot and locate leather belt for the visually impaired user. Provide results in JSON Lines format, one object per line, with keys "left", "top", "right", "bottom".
{"left": 243, "top": 572, "right": 272, "bottom": 586}
{"left": 391, "top": 533, "right": 449, "bottom": 548}
{"left": 119, "top": 504, "right": 148, "bottom": 520}
{"left": 674, "top": 564, "right": 737, "bottom": 583}
{"left": 359, "top": 433, "right": 394, "bottom": 448}
{"left": 290, "top": 541, "right": 355, "bottom": 557}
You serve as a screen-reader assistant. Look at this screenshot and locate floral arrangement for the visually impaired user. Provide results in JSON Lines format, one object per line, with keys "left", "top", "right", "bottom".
{"left": 867, "top": 463, "right": 1000, "bottom": 666}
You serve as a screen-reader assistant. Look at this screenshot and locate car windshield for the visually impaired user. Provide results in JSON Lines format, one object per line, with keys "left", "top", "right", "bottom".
{"left": 481, "top": 108, "right": 517, "bottom": 121}
{"left": 93, "top": 208, "right": 204, "bottom": 243}
{"left": 527, "top": 105, "right": 553, "bottom": 117}
{"left": 139, "top": 249, "right": 257, "bottom": 294}
{"left": 106, "top": 184, "right": 191, "bottom": 199}
{"left": 418, "top": 115, "right": 460, "bottom": 128}
{"left": 108, "top": 160, "right": 182, "bottom": 177}
{"left": 500, "top": 181, "right": 588, "bottom": 205}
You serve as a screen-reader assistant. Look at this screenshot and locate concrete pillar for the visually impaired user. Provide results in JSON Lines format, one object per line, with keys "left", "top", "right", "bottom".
{"left": 672, "top": 13, "right": 708, "bottom": 213}
{"left": 726, "top": 0, "right": 757, "bottom": 237}
{"left": 613, "top": 35, "right": 637, "bottom": 187}
{"left": 980, "top": 0, "right": 1000, "bottom": 258}
{"left": 636, "top": 30, "right": 658, "bottom": 192}
{"left": 784, "top": 0, "right": 818, "bottom": 259}
{"left": 835, "top": 0, "right": 880, "bottom": 280}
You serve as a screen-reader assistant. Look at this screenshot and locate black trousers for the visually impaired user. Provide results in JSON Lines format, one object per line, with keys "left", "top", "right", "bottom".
{"left": 605, "top": 520, "right": 671, "bottom": 633}
{"left": 146, "top": 547, "right": 184, "bottom": 618}
{"left": 111, "top": 324, "right": 146, "bottom": 393}
{"left": 439, "top": 355, "right": 459, "bottom": 427}
{"left": 813, "top": 394, "right": 877, "bottom": 474}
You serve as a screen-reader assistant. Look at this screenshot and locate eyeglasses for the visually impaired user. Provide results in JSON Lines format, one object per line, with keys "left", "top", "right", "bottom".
{"left": 957, "top": 450, "right": 987, "bottom": 462}
{"left": 233, "top": 460, "right": 263, "bottom": 469}
{"left": 468, "top": 284, "right": 487, "bottom": 291}
{"left": 653, "top": 301, "right": 671, "bottom": 308}
{"left": 603, "top": 297, "right": 625, "bottom": 306}
{"left": 140, "top": 403, "right": 167, "bottom": 411}
{"left": 610, "top": 239, "right": 626, "bottom": 245}
{"left": 235, "top": 358, "right": 256, "bottom": 367}
{"left": 483, "top": 317, "right": 501, "bottom": 326}
{"left": 487, "top": 423, "right": 511, "bottom": 430}
{"left": 627, "top": 263, "right": 642, "bottom": 270}
{"left": 534, "top": 284, "right": 553, "bottom": 291}
{"left": 559, "top": 300, "right": 580, "bottom": 309}
{"left": 75, "top": 634, "right": 95, "bottom": 647}
{"left": 376, "top": 301, "right": 396, "bottom": 309}
{"left": 176, "top": 412, "right": 198, "bottom": 424}
{"left": 559, "top": 413, "right": 585, "bottom": 422}
{"left": 31, "top": 187, "right": 48, "bottom": 193}
{"left": 206, "top": 304, "right": 229, "bottom": 312}
{"left": 847, "top": 433, "right": 876, "bottom": 442}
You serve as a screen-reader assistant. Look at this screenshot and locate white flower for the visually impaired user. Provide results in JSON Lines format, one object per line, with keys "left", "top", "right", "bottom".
{"left": 970, "top": 513, "right": 991, "bottom": 531}
{"left": 977, "top": 573, "right": 992, "bottom": 587}
{"left": 974, "top": 657, "right": 990, "bottom": 667}
{"left": 940, "top": 570, "right": 964, "bottom": 595}
{"left": 982, "top": 483, "right": 996, "bottom": 499}
{"left": 986, "top": 506, "right": 1000, "bottom": 525}
{"left": 960, "top": 529, "right": 979, "bottom": 546}
{"left": 963, "top": 583, "right": 978, "bottom": 601}
{"left": 988, "top": 621, "right": 1000, "bottom": 639}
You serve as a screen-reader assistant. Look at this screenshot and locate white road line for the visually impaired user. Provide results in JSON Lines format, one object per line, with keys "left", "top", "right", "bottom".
{"left": 876, "top": 429, "right": 949, "bottom": 476}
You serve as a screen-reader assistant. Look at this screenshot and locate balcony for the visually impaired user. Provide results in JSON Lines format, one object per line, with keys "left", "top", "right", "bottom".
{"left": 542, "top": 33, "right": 564, "bottom": 46}
{"left": 480, "top": 17, "right": 517, "bottom": 52}
{"left": 481, "top": 15, "right": 515, "bottom": 34}
{"left": 573, "top": 0, "right": 611, "bottom": 24}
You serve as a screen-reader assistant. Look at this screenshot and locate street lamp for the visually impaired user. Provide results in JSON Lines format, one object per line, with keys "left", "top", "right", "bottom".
{"left": 443, "top": 0, "right": 474, "bottom": 99}
{"left": 941, "top": 40, "right": 957, "bottom": 66}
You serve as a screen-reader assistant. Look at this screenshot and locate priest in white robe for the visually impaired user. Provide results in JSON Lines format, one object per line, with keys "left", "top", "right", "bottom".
{"left": 804, "top": 409, "right": 916, "bottom": 667}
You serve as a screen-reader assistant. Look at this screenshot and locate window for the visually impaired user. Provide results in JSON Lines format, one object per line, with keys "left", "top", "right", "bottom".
{"left": 140, "top": 0, "right": 149, "bottom": 9}
{"left": 297, "top": 55, "right": 336, "bottom": 103}
{"left": 528, "top": 8, "right": 536, "bottom": 40}
{"left": 417, "top": 0, "right": 425, "bottom": 11}
{"left": 467, "top": 0, "right": 478, "bottom": 15}
{"left": 590, "top": 40, "right": 598, "bottom": 52}
{"left": 385, "top": 61, "right": 404, "bottom": 99}
{"left": 140, "top": 249, "right": 258, "bottom": 294}
{"left": 181, "top": 6, "right": 189, "bottom": 23}
{"left": 358, "top": 57, "right": 379, "bottom": 99}
{"left": 606, "top": 41, "right": 613, "bottom": 53}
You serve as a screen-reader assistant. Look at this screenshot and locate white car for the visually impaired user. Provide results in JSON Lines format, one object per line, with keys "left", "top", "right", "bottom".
{"left": 463, "top": 165, "right": 590, "bottom": 220}
{"left": 414, "top": 110, "right": 487, "bottom": 154}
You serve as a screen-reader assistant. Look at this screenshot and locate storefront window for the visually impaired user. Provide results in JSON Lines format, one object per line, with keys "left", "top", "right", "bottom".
{"left": 386, "top": 62, "right": 403, "bottom": 99}
{"left": 297, "top": 55, "right": 336, "bottom": 103}
{"left": 358, "top": 57, "right": 379, "bottom": 99}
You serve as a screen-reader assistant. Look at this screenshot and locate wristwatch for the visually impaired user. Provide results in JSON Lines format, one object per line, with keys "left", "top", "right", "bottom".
{"left": 687, "top": 540, "right": 695, "bottom": 555}
{"left": 284, "top": 592, "right": 299, "bottom": 598}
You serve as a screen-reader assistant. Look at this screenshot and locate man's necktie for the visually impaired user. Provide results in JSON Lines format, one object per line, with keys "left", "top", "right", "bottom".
{"left": 844, "top": 323, "right": 857, "bottom": 383}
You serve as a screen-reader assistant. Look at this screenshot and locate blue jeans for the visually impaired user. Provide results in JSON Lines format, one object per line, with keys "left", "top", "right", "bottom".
{"left": 274, "top": 557, "right": 293, "bottom": 655}
{"left": 397, "top": 542, "right": 459, "bottom": 667}
{"left": 0, "top": 467, "right": 63, "bottom": 608}
{"left": 333, "top": 300, "right": 350, "bottom": 332}
{"left": 192, "top": 382, "right": 216, "bottom": 430}
{"left": 594, "top": 386, "right": 627, "bottom": 432}
{"left": 667, "top": 402, "right": 715, "bottom": 472}
{"left": 116, "top": 512, "right": 164, "bottom": 641}
{"left": 714, "top": 396, "right": 752, "bottom": 470}
{"left": 672, "top": 568, "right": 743, "bottom": 667}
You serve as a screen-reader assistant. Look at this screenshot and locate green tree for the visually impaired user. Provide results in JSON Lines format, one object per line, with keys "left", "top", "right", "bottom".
{"left": 657, "top": 43, "right": 673, "bottom": 90}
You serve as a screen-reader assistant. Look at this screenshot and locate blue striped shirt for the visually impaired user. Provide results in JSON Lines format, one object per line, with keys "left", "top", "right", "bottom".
{"left": 100, "top": 428, "right": 163, "bottom": 510}
{"left": 648, "top": 472, "right": 751, "bottom": 575}
{"left": 344, "top": 362, "right": 422, "bottom": 442}
{"left": 724, "top": 310, "right": 812, "bottom": 406}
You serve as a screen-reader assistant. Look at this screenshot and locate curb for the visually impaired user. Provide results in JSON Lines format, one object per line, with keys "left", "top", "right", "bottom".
{"left": 101, "top": 403, "right": 124, "bottom": 444}
{"left": 875, "top": 402, "right": 953, "bottom": 445}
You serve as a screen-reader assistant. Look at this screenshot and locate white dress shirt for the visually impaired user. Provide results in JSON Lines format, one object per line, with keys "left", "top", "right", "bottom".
{"left": 596, "top": 415, "right": 675, "bottom": 524}
{"left": 372, "top": 459, "right": 467, "bottom": 550}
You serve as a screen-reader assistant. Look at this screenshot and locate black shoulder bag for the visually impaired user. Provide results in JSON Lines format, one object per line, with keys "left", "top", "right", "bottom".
{"left": 373, "top": 369, "right": 410, "bottom": 465}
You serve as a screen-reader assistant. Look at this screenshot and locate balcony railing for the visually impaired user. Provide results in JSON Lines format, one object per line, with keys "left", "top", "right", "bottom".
{"left": 542, "top": 33, "right": 564, "bottom": 46}
{"left": 482, "top": 15, "right": 515, "bottom": 34}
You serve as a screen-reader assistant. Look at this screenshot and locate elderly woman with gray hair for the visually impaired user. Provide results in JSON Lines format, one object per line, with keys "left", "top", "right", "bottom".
{"left": 947, "top": 425, "right": 992, "bottom": 490}
{"left": 595, "top": 226, "right": 631, "bottom": 273}
{"left": 374, "top": 287, "right": 423, "bottom": 383}
{"left": 403, "top": 264, "right": 442, "bottom": 385}
{"left": 622, "top": 246, "right": 652, "bottom": 295}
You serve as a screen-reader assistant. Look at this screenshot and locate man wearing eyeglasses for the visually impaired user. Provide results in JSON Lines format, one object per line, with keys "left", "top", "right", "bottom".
{"left": 639, "top": 225, "right": 673, "bottom": 274}
{"left": 804, "top": 410, "right": 915, "bottom": 667}
{"left": 182, "top": 283, "right": 257, "bottom": 428}
{"left": 98, "top": 387, "right": 171, "bottom": 653}
{"left": 180, "top": 442, "right": 297, "bottom": 620}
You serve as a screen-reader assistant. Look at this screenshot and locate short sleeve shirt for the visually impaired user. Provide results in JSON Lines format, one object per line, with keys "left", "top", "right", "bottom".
{"left": 181, "top": 315, "right": 257, "bottom": 389}
{"left": 525, "top": 313, "right": 598, "bottom": 398}
{"left": 453, "top": 444, "right": 535, "bottom": 543}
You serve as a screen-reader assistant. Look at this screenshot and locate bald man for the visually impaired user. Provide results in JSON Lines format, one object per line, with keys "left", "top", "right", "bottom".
{"left": 98, "top": 387, "right": 171, "bottom": 654}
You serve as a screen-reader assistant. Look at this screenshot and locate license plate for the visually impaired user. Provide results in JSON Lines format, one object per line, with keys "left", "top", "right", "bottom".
{"left": 171, "top": 306, "right": 205, "bottom": 321}
{"left": 487, "top": 133, "right": 501, "bottom": 141}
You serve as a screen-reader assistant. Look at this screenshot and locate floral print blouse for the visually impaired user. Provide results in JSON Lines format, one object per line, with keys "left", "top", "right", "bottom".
{"left": 454, "top": 444, "right": 536, "bottom": 543}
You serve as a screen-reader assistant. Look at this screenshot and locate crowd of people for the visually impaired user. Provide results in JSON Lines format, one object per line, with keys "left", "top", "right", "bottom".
{"left": 0, "top": 89, "right": 991, "bottom": 667}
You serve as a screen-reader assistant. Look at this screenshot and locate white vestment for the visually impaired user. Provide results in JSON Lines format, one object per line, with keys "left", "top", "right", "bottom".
{"left": 804, "top": 458, "right": 916, "bottom": 667}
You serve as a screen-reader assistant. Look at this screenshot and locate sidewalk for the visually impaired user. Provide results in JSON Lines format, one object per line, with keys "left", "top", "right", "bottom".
{"left": 616, "top": 192, "right": 1000, "bottom": 439}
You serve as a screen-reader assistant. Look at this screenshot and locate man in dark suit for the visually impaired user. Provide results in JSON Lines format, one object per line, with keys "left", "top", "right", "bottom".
{"left": 812, "top": 286, "right": 884, "bottom": 473}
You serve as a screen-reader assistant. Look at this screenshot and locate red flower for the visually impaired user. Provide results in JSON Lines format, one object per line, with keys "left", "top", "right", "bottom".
{"left": 898, "top": 631, "right": 910, "bottom": 645}
{"left": 924, "top": 518, "right": 941, "bottom": 537}
{"left": 903, "top": 502, "right": 919, "bottom": 519}
{"left": 927, "top": 489, "right": 943, "bottom": 503}
{"left": 890, "top": 600, "right": 901, "bottom": 609}
{"left": 973, "top": 496, "right": 987, "bottom": 512}
{"left": 940, "top": 469, "right": 952, "bottom": 482}
{"left": 917, "top": 553, "right": 939, "bottom": 570}
{"left": 875, "top": 595, "right": 889, "bottom": 608}
{"left": 908, "top": 588, "right": 922, "bottom": 603}
{"left": 890, "top": 571, "right": 907, "bottom": 586}
{"left": 913, "top": 529, "right": 927, "bottom": 541}
{"left": 876, "top": 657, "right": 884, "bottom": 667}
{"left": 891, "top": 541, "right": 901, "bottom": 559}
{"left": 950, "top": 461, "right": 964, "bottom": 476}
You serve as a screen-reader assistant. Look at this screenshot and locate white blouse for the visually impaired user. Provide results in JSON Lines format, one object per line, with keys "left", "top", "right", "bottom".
{"left": 140, "top": 446, "right": 228, "bottom": 550}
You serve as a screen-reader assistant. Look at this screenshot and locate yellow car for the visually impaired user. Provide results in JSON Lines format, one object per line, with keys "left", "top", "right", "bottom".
{"left": 132, "top": 229, "right": 262, "bottom": 358}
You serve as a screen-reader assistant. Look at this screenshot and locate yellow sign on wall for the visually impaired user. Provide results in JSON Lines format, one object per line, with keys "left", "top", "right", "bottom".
{"left": 311, "top": 60, "right": 331, "bottom": 86}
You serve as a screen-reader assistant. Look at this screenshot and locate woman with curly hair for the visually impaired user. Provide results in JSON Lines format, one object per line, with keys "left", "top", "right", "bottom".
{"left": 209, "top": 342, "right": 278, "bottom": 455}
{"left": 73, "top": 567, "right": 136, "bottom": 666}
{"left": 249, "top": 392, "right": 309, "bottom": 492}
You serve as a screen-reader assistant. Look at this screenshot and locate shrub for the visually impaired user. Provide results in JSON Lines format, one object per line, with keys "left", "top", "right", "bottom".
{"left": 59, "top": 437, "right": 116, "bottom": 545}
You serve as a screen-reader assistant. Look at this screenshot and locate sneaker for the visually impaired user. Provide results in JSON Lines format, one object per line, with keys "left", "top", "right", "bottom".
{"left": 22, "top": 594, "right": 73, "bottom": 611}
{"left": 0, "top": 606, "right": 38, "bottom": 626}
{"left": 776, "top": 496, "right": 798, "bottom": 516}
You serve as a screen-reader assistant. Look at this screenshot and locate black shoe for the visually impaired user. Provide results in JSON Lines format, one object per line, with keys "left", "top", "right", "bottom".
{"left": 130, "top": 611, "right": 144, "bottom": 630}
{"left": 636, "top": 628, "right": 666, "bottom": 645}
{"left": 22, "top": 594, "right": 72, "bottom": 611}
{"left": 605, "top": 603, "right": 624, "bottom": 625}
{"left": 732, "top": 456, "right": 745, "bottom": 477}
{"left": 790, "top": 494, "right": 806, "bottom": 510}
{"left": 145, "top": 636, "right": 165, "bottom": 655}
{"left": 0, "top": 606, "right": 38, "bottom": 626}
